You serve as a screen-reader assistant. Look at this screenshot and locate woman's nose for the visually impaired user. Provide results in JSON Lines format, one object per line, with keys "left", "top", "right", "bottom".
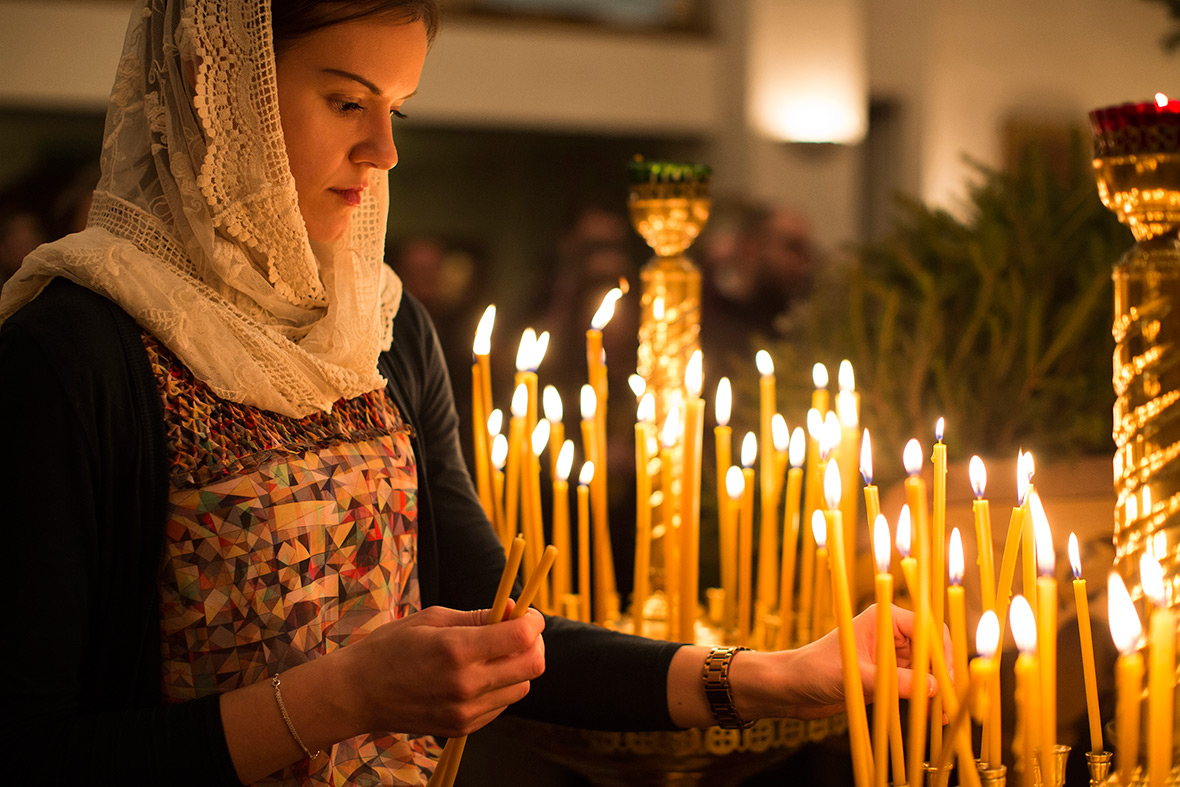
{"left": 355, "top": 118, "right": 398, "bottom": 171}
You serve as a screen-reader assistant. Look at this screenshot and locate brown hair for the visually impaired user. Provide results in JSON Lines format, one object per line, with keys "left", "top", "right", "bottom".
{"left": 271, "top": 1, "right": 441, "bottom": 55}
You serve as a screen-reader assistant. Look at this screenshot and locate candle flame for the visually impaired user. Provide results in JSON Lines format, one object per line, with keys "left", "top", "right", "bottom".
{"left": 715, "top": 377, "right": 732, "bottom": 426}
{"left": 824, "top": 460, "right": 842, "bottom": 509}
{"left": 811, "top": 509, "right": 828, "bottom": 549}
{"left": 836, "top": 390, "right": 857, "bottom": 428}
{"left": 661, "top": 405, "right": 681, "bottom": 449}
{"left": 976, "top": 611, "right": 1000, "bottom": 659}
{"left": 969, "top": 455, "right": 987, "bottom": 499}
{"left": 1107, "top": 572, "right": 1143, "bottom": 655}
{"left": 789, "top": 427, "right": 806, "bottom": 468}
{"left": 1010, "top": 595, "right": 1037, "bottom": 655}
{"left": 820, "top": 411, "right": 841, "bottom": 461}
{"left": 1029, "top": 490, "right": 1055, "bottom": 577}
{"left": 487, "top": 408, "right": 503, "bottom": 437}
{"left": 1068, "top": 532, "right": 1081, "bottom": 580}
{"left": 873, "top": 514, "right": 891, "bottom": 574}
{"left": 812, "top": 362, "right": 829, "bottom": 389}
{"left": 543, "top": 385, "right": 563, "bottom": 422}
{"left": 637, "top": 393, "right": 655, "bottom": 424}
{"left": 473, "top": 304, "right": 496, "bottom": 355}
{"left": 579, "top": 461, "right": 595, "bottom": 486}
{"left": 532, "top": 331, "right": 550, "bottom": 370}
{"left": 860, "top": 429, "right": 873, "bottom": 485}
{"left": 511, "top": 384, "right": 529, "bottom": 418}
{"left": 806, "top": 408, "right": 823, "bottom": 439}
{"left": 1017, "top": 450, "right": 1035, "bottom": 505}
{"left": 531, "top": 420, "right": 550, "bottom": 456}
{"left": 741, "top": 432, "right": 757, "bottom": 468}
{"left": 653, "top": 295, "right": 665, "bottom": 320}
{"left": 492, "top": 433, "right": 508, "bottom": 469}
{"left": 948, "top": 527, "right": 964, "bottom": 586}
{"left": 515, "top": 329, "right": 535, "bottom": 372}
{"left": 903, "top": 439, "right": 923, "bottom": 476}
{"left": 772, "top": 414, "right": 789, "bottom": 452}
{"left": 685, "top": 350, "right": 703, "bottom": 397}
{"left": 580, "top": 385, "right": 597, "bottom": 420}
{"left": 628, "top": 374, "right": 646, "bottom": 399}
{"left": 726, "top": 465, "right": 746, "bottom": 500}
{"left": 753, "top": 350, "right": 773, "bottom": 378}
{"left": 838, "top": 359, "right": 855, "bottom": 392}
{"left": 556, "top": 440, "right": 574, "bottom": 481}
{"left": 1140, "top": 552, "right": 1166, "bottom": 607}
{"left": 896, "top": 505, "right": 912, "bottom": 557}
{"left": 1157, "top": 92, "right": 1169, "bottom": 109}
{"left": 590, "top": 287, "right": 623, "bottom": 330}
{"left": 935, "top": 416, "right": 945, "bottom": 443}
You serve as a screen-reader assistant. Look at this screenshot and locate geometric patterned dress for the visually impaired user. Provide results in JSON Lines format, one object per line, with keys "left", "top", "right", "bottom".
{"left": 146, "top": 333, "right": 441, "bottom": 786}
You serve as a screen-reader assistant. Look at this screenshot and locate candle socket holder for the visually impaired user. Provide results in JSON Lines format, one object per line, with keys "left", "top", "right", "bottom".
{"left": 978, "top": 763, "right": 1007, "bottom": 787}
{"left": 1086, "top": 751, "right": 1113, "bottom": 786}
{"left": 924, "top": 761, "right": 952, "bottom": 787}
{"left": 1031, "top": 745, "right": 1070, "bottom": 787}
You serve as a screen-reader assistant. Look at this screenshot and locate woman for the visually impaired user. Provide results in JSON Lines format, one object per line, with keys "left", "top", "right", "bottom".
{"left": 0, "top": 2, "right": 934, "bottom": 785}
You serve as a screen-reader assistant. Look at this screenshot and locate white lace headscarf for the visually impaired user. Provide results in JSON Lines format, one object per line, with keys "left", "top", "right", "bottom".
{"left": 0, "top": 0, "right": 403, "bottom": 418}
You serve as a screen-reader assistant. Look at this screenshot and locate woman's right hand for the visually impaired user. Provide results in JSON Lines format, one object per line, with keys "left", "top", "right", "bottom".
{"left": 337, "top": 603, "right": 547, "bottom": 737}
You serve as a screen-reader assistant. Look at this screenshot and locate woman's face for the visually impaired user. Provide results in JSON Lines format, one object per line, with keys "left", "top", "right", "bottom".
{"left": 275, "top": 19, "right": 428, "bottom": 244}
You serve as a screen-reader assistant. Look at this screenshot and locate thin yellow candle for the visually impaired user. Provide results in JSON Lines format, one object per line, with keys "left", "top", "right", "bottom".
{"left": 823, "top": 461, "right": 873, "bottom": 787}
{"left": 661, "top": 407, "right": 681, "bottom": 641}
{"left": 633, "top": 398, "right": 655, "bottom": 638}
{"left": 935, "top": 655, "right": 986, "bottom": 787}
{"left": 995, "top": 450, "right": 1032, "bottom": 646}
{"left": 811, "top": 510, "right": 831, "bottom": 639}
{"left": 512, "top": 544, "right": 559, "bottom": 619}
{"left": 798, "top": 406, "right": 823, "bottom": 641}
{"left": 725, "top": 466, "right": 745, "bottom": 638}
{"left": 505, "top": 384, "right": 528, "bottom": 544}
{"left": 1011, "top": 596, "right": 1039, "bottom": 787}
{"left": 860, "top": 428, "right": 880, "bottom": 531}
{"left": 968, "top": 456, "right": 997, "bottom": 612}
{"left": 491, "top": 434, "right": 507, "bottom": 545}
{"left": 815, "top": 413, "right": 841, "bottom": 634}
{"left": 772, "top": 413, "right": 790, "bottom": 501}
{"left": 872, "top": 515, "right": 895, "bottom": 787}
{"left": 836, "top": 361, "right": 860, "bottom": 592}
{"left": 1029, "top": 491, "right": 1057, "bottom": 786}
{"left": 581, "top": 385, "right": 614, "bottom": 625}
{"left": 1019, "top": 452, "right": 1037, "bottom": 605}
{"left": 897, "top": 500, "right": 928, "bottom": 787}
{"left": 776, "top": 427, "right": 805, "bottom": 649}
{"left": 472, "top": 308, "right": 495, "bottom": 519}
{"left": 930, "top": 422, "right": 947, "bottom": 763}
{"left": 756, "top": 352, "right": 779, "bottom": 618}
{"left": 948, "top": 528, "right": 969, "bottom": 709}
{"left": 587, "top": 291, "right": 619, "bottom": 591}
{"left": 553, "top": 441, "right": 574, "bottom": 603}
{"left": 1108, "top": 572, "right": 1144, "bottom": 787}
{"left": 543, "top": 386, "right": 564, "bottom": 479}
{"left": 973, "top": 611, "right": 1003, "bottom": 769}
{"left": 474, "top": 305, "right": 496, "bottom": 425}
{"left": 680, "top": 351, "right": 705, "bottom": 642}
{"left": 1141, "top": 552, "right": 1174, "bottom": 787}
{"left": 1068, "top": 533, "right": 1103, "bottom": 755}
{"left": 577, "top": 462, "right": 594, "bottom": 624}
{"left": 714, "top": 378, "right": 734, "bottom": 614}
{"left": 762, "top": 412, "right": 789, "bottom": 622}
{"left": 529, "top": 420, "right": 551, "bottom": 611}
{"left": 739, "top": 434, "right": 756, "bottom": 646}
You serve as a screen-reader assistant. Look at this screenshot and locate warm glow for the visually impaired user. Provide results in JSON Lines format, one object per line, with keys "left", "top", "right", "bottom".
{"left": 510, "top": 384, "right": 528, "bottom": 418}
{"left": 628, "top": 374, "right": 646, "bottom": 399}
{"left": 1107, "top": 572, "right": 1143, "bottom": 655}
{"left": 1157, "top": 92, "right": 1170, "bottom": 109}
{"left": 806, "top": 408, "right": 823, "bottom": 439}
{"left": 473, "top": 304, "right": 495, "bottom": 355}
{"left": 977, "top": 611, "right": 1000, "bottom": 659}
{"left": 838, "top": 359, "right": 854, "bottom": 392}
{"left": 935, "top": 416, "right": 945, "bottom": 443}
{"left": 533, "top": 331, "right": 550, "bottom": 369}
{"left": 789, "top": 427, "right": 806, "bottom": 468}
{"left": 715, "top": 378, "right": 732, "bottom": 426}
{"left": 836, "top": 390, "right": 857, "bottom": 428}
{"left": 812, "top": 362, "right": 829, "bottom": 389}
{"left": 756, "top": 350, "right": 774, "bottom": 377}
{"left": 1068, "top": 532, "right": 1081, "bottom": 580}
{"left": 637, "top": 393, "right": 655, "bottom": 424}
{"left": 903, "top": 439, "right": 923, "bottom": 476}
{"left": 580, "top": 385, "right": 597, "bottom": 421}
{"left": 820, "top": 411, "right": 841, "bottom": 461}
{"left": 896, "top": 505, "right": 912, "bottom": 558}
{"left": 873, "top": 514, "right": 891, "bottom": 574}
{"left": 556, "top": 440, "right": 574, "bottom": 481}
{"left": 1010, "top": 595, "right": 1037, "bottom": 655}
{"left": 1140, "top": 552, "right": 1166, "bottom": 607}
{"left": 1029, "top": 491, "right": 1055, "bottom": 577}
{"left": 824, "top": 460, "right": 842, "bottom": 509}
{"left": 685, "top": 350, "right": 703, "bottom": 397}
{"left": 772, "top": 414, "right": 789, "bottom": 452}
{"left": 590, "top": 287, "right": 623, "bottom": 330}
{"left": 948, "top": 527, "right": 964, "bottom": 586}
{"left": 969, "top": 455, "right": 986, "bottom": 499}
{"left": 726, "top": 465, "right": 746, "bottom": 500}
{"left": 811, "top": 509, "right": 828, "bottom": 549}
{"left": 661, "top": 405, "right": 681, "bottom": 449}
{"left": 653, "top": 295, "right": 665, "bottom": 320}
{"left": 859, "top": 428, "right": 873, "bottom": 485}
{"left": 531, "top": 420, "right": 550, "bottom": 457}
{"left": 741, "top": 432, "right": 757, "bottom": 468}
{"left": 487, "top": 409, "right": 503, "bottom": 438}
{"left": 492, "top": 434, "right": 508, "bottom": 470}
{"left": 579, "top": 461, "right": 595, "bottom": 486}
{"left": 543, "top": 385, "right": 562, "bottom": 423}
{"left": 515, "top": 329, "right": 535, "bottom": 372}
{"left": 1017, "top": 450, "right": 1035, "bottom": 505}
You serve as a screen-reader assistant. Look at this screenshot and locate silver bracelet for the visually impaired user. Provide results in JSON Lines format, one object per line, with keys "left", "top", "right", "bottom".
{"left": 271, "top": 674, "right": 323, "bottom": 760}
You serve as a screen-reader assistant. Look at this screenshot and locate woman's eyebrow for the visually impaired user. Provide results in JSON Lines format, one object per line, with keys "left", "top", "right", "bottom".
{"left": 321, "top": 68, "right": 418, "bottom": 100}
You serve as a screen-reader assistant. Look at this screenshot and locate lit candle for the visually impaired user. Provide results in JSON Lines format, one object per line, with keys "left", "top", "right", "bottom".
{"left": 725, "top": 465, "right": 746, "bottom": 638}
{"left": 714, "top": 377, "right": 733, "bottom": 591}
{"left": 815, "top": 413, "right": 841, "bottom": 635}
{"left": 1029, "top": 491, "right": 1057, "bottom": 786}
{"left": 824, "top": 461, "right": 873, "bottom": 787}
{"left": 936, "top": 631, "right": 989, "bottom": 787}
{"left": 529, "top": 420, "right": 551, "bottom": 611}
{"left": 577, "top": 462, "right": 594, "bottom": 624}
{"left": 680, "top": 351, "right": 705, "bottom": 641}
{"left": 471, "top": 305, "right": 496, "bottom": 520}
{"left": 968, "top": 456, "right": 997, "bottom": 613}
{"left": 860, "top": 428, "right": 880, "bottom": 533}
{"left": 776, "top": 427, "right": 805, "bottom": 649}
{"left": 505, "top": 384, "right": 528, "bottom": 545}
{"left": 872, "top": 514, "right": 895, "bottom": 787}
{"left": 948, "top": 528, "right": 969, "bottom": 709}
{"left": 543, "top": 385, "right": 564, "bottom": 479}
{"left": 661, "top": 407, "right": 681, "bottom": 641}
{"left": 491, "top": 433, "right": 507, "bottom": 545}
{"left": 633, "top": 398, "right": 655, "bottom": 638}
{"left": 799, "top": 406, "right": 824, "bottom": 641}
{"left": 1019, "top": 452, "right": 1037, "bottom": 609}
{"left": 1141, "top": 552, "right": 1174, "bottom": 787}
{"left": 929, "top": 420, "right": 947, "bottom": 762}
{"left": 995, "top": 450, "right": 1033, "bottom": 648}
{"left": 1010, "top": 595, "right": 1040, "bottom": 787}
{"left": 836, "top": 361, "right": 860, "bottom": 598}
{"left": 1068, "top": 532, "right": 1103, "bottom": 755}
{"left": 553, "top": 440, "right": 574, "bottom": 604}
{"left": 581, "top": 385, "right": 613, "bottom": 625}
{"left": 739, "top": 433, "right": 757, "bottom": 646}
{"left": 756, "top": 351, "right": 779, "bottom": 619}
{"left": 973, "top": 610, "right": 1002, "bottom": 769}
{"left": 587, "top": 290, "right": 620, "bottom": 597}
{"left": 1108, "top": 572, "right": 1144, "bottom": 787}
{"left": 811, "top": 509, "right": 830, "bottom": 639}
{"left": 772, "top": 413, "right": 790, "bottom": 500}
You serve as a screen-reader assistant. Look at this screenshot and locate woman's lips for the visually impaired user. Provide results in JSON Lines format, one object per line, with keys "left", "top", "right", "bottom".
{"left": 331, "top": 187, "right": 364, "bottom": 207}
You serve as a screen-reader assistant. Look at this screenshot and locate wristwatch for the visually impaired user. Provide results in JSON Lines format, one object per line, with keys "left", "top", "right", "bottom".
{"left": 702, "top": 645, "right": 753, "bottom": 729}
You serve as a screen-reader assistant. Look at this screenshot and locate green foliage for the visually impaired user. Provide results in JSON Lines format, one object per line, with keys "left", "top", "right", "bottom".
{"left": 1140, "top": 0, "right": 1180, "bottom": 51}
{"left": 820, "top": 134, "right": 1131, "bottom": 483}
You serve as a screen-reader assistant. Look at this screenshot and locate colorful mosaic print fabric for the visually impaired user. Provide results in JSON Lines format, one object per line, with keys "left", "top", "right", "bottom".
{"left": 146, "top": 334, "right": 439, "bottom": 786}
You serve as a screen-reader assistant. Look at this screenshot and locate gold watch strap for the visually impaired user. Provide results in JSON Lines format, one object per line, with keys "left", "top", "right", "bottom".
{"left": 702, "top": 646, "right": 753, "bottom": 729}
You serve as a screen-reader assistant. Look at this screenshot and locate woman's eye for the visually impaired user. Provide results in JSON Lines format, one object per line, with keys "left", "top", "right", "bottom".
{"left": 332, "top": 99, "right": 364, "bottom": 114}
